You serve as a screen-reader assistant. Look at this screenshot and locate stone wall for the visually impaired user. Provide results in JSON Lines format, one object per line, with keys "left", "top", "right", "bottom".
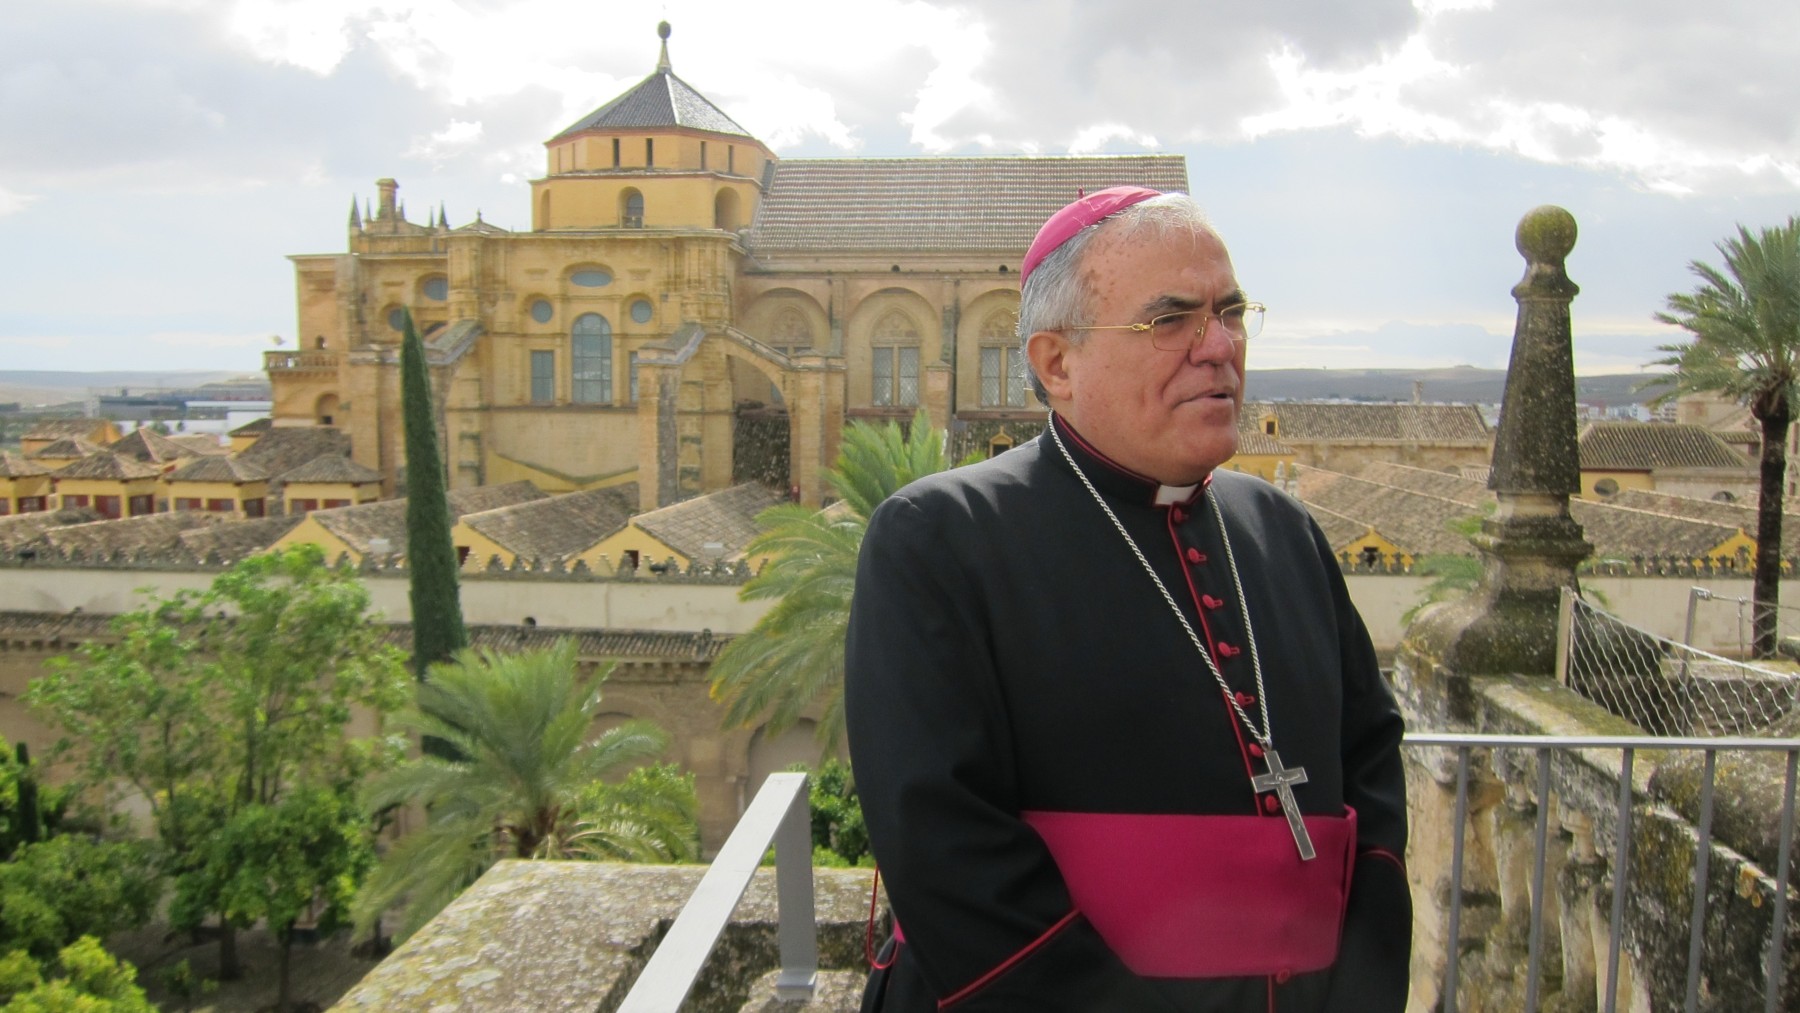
{"left": 1394, "top": 656, "right": 1800, "bottom": 1011}
{"left": 330, "top": 860, "right": 874, "bottom": 1013}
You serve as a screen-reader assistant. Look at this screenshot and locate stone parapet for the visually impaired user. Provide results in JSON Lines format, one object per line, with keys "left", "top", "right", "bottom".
{"left": 330, "top": 860, "right": 873, "bottom": 1013}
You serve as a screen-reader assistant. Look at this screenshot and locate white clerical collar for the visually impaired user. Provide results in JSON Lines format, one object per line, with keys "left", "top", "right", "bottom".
{"left": 1153, "top": 483, "right": 1200, "bottom": 506}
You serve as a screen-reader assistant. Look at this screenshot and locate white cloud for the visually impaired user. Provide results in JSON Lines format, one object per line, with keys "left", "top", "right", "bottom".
{"left": 406, "top": 118, "right": 484, "bottom": 164}
{"left": 0, "top": 183, "right": 36, "bottom": 216}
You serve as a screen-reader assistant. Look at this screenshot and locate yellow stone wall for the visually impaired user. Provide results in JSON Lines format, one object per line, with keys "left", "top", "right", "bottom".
{"left": 0, "top": 475, "right": 52, "bottom": 513}
{"left": 163, "top": 478, "right": 270, "bottom": 515}
{"left": 1579, "top": 469, "right": 1655, "bottom": 501}
{"left": 586, "top": 526, "right": 686, "bottom": 571}
{"left": 452, "top": 524, "right": 515, "bottom": 569}
{"left": 56, "top": 476, "right": 159, "bottom": 515}
{"left": 269, "top": 516, "right": 360, "bottom": 564}
{"left": 1336, "top": 528, "right": 1408, "bottom": 567}
{"left": 1221, "top": 451, "right": 1297, "bottom": 484}
{"left": 282, "top": 480, "right": 380, "bottom": 510}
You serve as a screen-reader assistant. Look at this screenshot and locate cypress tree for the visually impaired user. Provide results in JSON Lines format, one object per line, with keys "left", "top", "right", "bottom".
{"left": 400, "top": 309, "right": 468, "bottom": 679}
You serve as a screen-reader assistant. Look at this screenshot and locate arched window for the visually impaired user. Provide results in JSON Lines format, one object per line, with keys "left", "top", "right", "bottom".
{"left": 870, "top": 311, "right": 920, "bottom": 407}
{"left": 539, "top": 191, "right": 551, "bottom": 230}
{"left": 976, "top": 308, "right": 1023, "bottom": 407}
{"left": 772, "top": 306, "right": 811, "bottom": 355}
{"left": 572, "top": 314, "right": 613, "bottom": 404}
{"left": 715, "top": 189, "right": 741, "bottom": 231}
{"left": 621, "top": 189, "right": 644, "bottom": 228}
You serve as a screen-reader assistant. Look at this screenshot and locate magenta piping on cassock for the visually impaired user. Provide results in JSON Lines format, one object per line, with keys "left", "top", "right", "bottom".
{"left": 1022, "top": 809, "right": 1358, "bottom": 978}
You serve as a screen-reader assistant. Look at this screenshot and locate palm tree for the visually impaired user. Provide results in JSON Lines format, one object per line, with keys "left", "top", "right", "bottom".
{"left": 1652, "top": 216, "right": 1800, "bottom": 657}
{"left": 708, "top": 410, "right": 975, "bottom": 752}
{"left": 353, "top": 640, "right": 696, "bottom": 939}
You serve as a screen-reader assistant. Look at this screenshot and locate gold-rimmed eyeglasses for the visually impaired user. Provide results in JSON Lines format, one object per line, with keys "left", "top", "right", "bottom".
{"left": 1067, "top": 302, "right": 1266, "bottom": 350}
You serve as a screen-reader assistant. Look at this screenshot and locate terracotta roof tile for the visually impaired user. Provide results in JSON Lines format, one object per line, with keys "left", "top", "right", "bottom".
{"left": 45, "top": 511, "right": 224, "bottom": 556}
{"left": 178, "top": 515, "right": 306, "bottom": 561}
{"left": 0, "top": 507, "right": 99, "bottom": 551}
{"left": 167, "top": 455, "right": 271, "bottom": 483}
{"left": 307, "top": 482, "right": 545, "bottom": 556}
{"left": 228, "top": 418, "right": 273, "bottom": 437}
{"left": 745, "top": 155, "right": 1189, "bottom": 255}
{"left": 1571, "top": 499, "right": 1746, "bottom": 560}
{"left": 0, "top": 452, "right": 49, "bottom": 479}
{"left": 460, "top": 485, "right": 638, "bottom": 564}
{"left": 278, "top": 454, "right": 383, "bottom": 485}
{"left": 22, "top": 419, "right": 109, "bottom": 441}
{"left": 1354, "top": 462, "right": 1490, "bottom": 505}
{"left": 53, "top": 452, "right": 162, "bottom": 481}
{"left": 1296, "top": 470, "right": 1482, "bottom": 556}
{"left": 165, "top": 434, "right": 229, "bottom": 455}
{"left": 632, "top": 483, "right": 784, "bottom": 561}
{"left": 108, "top": 428, "right": 195, "bottom": 464}
{"left": 28, "top": 438, "right": 103, "bottom": 461}
{"left": 1241, "top": 401, "right": 1491, "bottom": 443}
{"left": 1232, "top": 430, "right": 1293, "bottom": 456}
{"left": 1578, "top": 422, "right": 1748, "bottom": 471}
{"left": 238, "top": 427, "right": 353, "bottom": 480}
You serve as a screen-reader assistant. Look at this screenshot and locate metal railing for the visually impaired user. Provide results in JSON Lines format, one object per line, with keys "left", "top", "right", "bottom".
{"left": 1413, "top": 732, "right": 1800, "bottom": 1013}
{"left": 617, "top": 771, "right": 817, "bottom": 1011}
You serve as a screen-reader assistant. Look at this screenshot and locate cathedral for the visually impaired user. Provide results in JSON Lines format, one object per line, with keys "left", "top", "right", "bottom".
{"left": 266, "top": 23, "right": 1187, "bottom": 507}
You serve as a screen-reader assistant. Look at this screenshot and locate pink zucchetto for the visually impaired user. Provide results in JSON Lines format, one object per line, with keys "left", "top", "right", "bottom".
{"left": 1020, "top": 185, "right": 1162, "bottom": 286}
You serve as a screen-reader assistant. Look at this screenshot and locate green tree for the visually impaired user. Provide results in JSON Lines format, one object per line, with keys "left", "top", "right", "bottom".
{"left": 0, "top": 937, "right": 154, "bottom": 1013}
{"left": 707, "top": 410, "right": 974, "bottom": 751}
{"left": 0, "top": 837, "right": 160, "bottom": 960}
{"left": 172, "top": 788, "right": 372, "bottom": 1013}
{"left": 354, "top": 641, "right": 685, "bottom": 939}
{"left": 1652, "top": 217, "right": 1800, "bottom": 657}
{"left": 28, "top": 545, "right": 409, "bottom": 978}
{"left": 568, "top": 762, "right": 701, "bottom": 862}
{"left": 800, "top": 759, "right": 869, "bottom": 867}
{"left": 399, "top": 308, "right": 468, "bottom": 678}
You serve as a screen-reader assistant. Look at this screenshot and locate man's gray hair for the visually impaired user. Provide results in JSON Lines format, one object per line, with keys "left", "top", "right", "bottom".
{"left": 1016, "top": 193, "right": 1219, "bottom": 404}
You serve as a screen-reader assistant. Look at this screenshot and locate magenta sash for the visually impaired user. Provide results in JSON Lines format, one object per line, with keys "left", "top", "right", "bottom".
{"left": 1022, "top": 808, "right": 1356, "bottom": 978}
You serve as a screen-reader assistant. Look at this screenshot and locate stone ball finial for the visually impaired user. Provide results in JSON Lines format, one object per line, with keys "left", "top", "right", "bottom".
{"left": 658, "top": 20, "right": 671, "bottom": 40}
{"left": 1516, "top": 205, "right": 1577, "bottom": 264}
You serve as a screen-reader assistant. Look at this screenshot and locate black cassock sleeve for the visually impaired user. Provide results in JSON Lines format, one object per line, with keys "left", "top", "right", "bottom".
{"left": 845, "top": 492, "right": 1178, "bottom": 1011}
{"left": 1311, "top": 520, "right": 1413, "bottom": 1011}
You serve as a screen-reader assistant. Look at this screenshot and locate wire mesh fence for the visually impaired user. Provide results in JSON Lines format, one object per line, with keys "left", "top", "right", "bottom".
{"left": 1560, "top": 589, "right": 1800, "bottom": 735}
{"left": 1682, "top": 585, "right": 1800, "bottom": 659}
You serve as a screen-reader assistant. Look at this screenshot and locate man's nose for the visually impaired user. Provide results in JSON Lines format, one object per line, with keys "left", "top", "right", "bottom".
{"left": 1187, "top": 313, "right": 1239, "bottom": 364}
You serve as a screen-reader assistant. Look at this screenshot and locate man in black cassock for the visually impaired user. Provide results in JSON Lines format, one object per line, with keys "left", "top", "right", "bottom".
{"left": 844, "top": 187, "right": 1411, "bottom": 1012}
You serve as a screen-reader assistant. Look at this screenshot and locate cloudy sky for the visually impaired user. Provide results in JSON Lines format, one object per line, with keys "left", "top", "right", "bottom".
{"left": 2, "top": 0, "right": 1796, "bottom": 377}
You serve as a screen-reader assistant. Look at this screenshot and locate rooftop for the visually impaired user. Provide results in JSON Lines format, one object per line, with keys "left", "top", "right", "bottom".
{"left": 237, "top": 427, "right": 354, "bottom": 480}
{"left": 44, "top": 511, "right": 223, "bottom": 557}
{"left": 552, "top": 25, "right": 751, "bottom": 141}
{"left": 278, "top": 454, "right": 383, "bottom": 485}
{"left": 306, "top": 482, "right": 546, "bottom": 556}
{"left": 1242, "top": 401, "right": 1492, "bottom": 443}
{"left": 1578, "top": 421, "right": 1749, "bottom": 471}
{"left": 460, "top": 484, "right": 639, "bottom": 564}
{"left": 632, "top": 482, "right": 785, "bottom": 562}
{"left": 177, "top": 515, "right": 306, "bottom": 562}
{"left": 53, "top": 452, "right": 162, "bottom": 482}
{"left": 166, "top": 455, "right": 271, "bottom": 484}
{"left": 746, "top": 155, "right": 1189, "bottom": 256}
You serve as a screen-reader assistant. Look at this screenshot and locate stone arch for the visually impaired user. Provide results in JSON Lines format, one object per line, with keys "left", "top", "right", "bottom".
{"left": 956, "top": 289, "right": 1025, "bottom": 410}
{"left": 743, "top": 289, "right": 829, "bottom": 353}
{"left": 620, "top": 188, "right": 644, "bottom": 228}
{"left": 571, "top": 313, "right": 613, "bottom": 404}
{"left": 846, "top": 288, "right": 937, "bottom": 410}
{"left": 314, "top": 393, "right": 340, "bottom": 427}
{"left": 714, "top": 188, "right": 742, "bottom": 231}
{"left": 746, "top": 719, "right": 821, "bottom": 798}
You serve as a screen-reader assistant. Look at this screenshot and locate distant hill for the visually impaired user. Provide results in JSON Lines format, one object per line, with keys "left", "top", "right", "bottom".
{"left": 0, "top": 370, "right": 264, "bottom": 409}
{"left": 1246, "top": 367, "right": 1673, "bottom": 405}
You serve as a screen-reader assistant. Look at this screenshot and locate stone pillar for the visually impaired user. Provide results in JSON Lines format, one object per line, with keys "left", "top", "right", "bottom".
{"left": 635, "top": 361, "right": 677, "bottom": 510}
{"left": 1407, "top": 206, "right": 1592, "bottom": 679}
{"left": 784, "top": 356, "right": 846, "bottom": 507}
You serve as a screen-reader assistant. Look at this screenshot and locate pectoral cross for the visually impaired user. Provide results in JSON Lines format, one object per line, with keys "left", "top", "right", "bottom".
{"left": 1251, "top": 749, "right": 1316, "bottom": 861}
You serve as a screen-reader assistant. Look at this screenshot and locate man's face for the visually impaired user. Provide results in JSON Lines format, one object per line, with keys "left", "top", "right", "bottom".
{"left": 1050, "top": 225, "right": 1247, "bottom": 486}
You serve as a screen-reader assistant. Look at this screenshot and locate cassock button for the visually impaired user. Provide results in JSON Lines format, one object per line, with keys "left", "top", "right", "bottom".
{"left": 1217, "top": 643, "right": 1241, "bottom": 659}
{"left": 1185, "top": 548, "right": 1207, "bottom": 564}
{"left": 1200, "top": 593, "right": 1224, "bottom": 609}
{"left": 1247, "top": 743, "right": 1264, "bottom": 758}
{"left": 1234, "top": 691, "right": 1255, "bottom": 707}
{"left": 1262, "top": 795, "right": 1280, "bottom": 814}
{"left": 1171, "top": 508, "right": 1188, "bottom": 524}
{"left": 1276, "top": 969, "right": 1293, "bottom": 984}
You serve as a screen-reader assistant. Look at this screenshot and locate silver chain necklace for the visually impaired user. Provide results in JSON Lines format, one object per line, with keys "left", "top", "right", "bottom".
{"left": 1047, "top": 413, "right": 1317, "bottom": 860}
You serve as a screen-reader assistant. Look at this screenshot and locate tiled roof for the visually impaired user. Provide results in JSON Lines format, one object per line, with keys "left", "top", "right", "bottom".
{"left": 632, "top": 482, "right": 785, "bottom": 561}
{"left": 1578, "top": 422, "right": 1748, "bottom": 471}
{"left": 1303, "top": 503, "right": 1378, "bottom": 552}
{"left": 1241, "top": 401, "right": 1491, "bottom": 443}
{"left": 238, "top": 427, "right": 353, "bottom": 480}
{"left": 1354, "top": 462, "right": 1490, "bottom": 506}
{"left": 178, "top": 515, "right": 306, "bottom": 561}
{"left": 28, "top": 438, "right": 103, "bottom": 461}
{"left": 167, "top": 455, "right": 271, "bottom": 484}
{"left": 1607, "top": 489, "right": 1800, "bottom": 555}
{"left": 108, "top": 428, "right": 194, "bottom": 464}
{"left": 278, "top": 454, "right": 383, "bottom": 485}
{"left": 0, "top": 611, "right": 116, "bottom": 643}
{"left": 451, "top": 215, "right": 510, "bottom": 236}
{"left": 165, "top": 434, "right": 229, "bottom": 456}
{"left": 0, "top": 452, "right": 49, "bottom": 479}
{"left": 745, "top": 155, "right": 1190, "bottom": 255}
{"left": 229, "top": 417, "right": 273, "bottom": 437}
{"left": 1232, "top": 430, "right": 1293, "bottom": 456}
{"left": 307, "top": 482, "right": 545, "bottom": 556}
{"left": 23, "top": 419, "right": 108, "bottom": 441}
{"left": 553, "top": 64, "right": 751, "bottom": 139}
{"left": 45, "top": 511, "right": 223, "bottom": 557}
{"left": 53, "top": 452, "right": 162, "bottom": 481}
{"left": 1296, "top": 470, "right": 1481, "bottom": 556}
{"left": 381, "top": 623, "right": 729, "bottom": 662}
{"left": 0, "top": 507, "right": 100, "bottom": 551}
{"left": 1571, "top": 499, "right": 1746, "bottom": 560}
{"left": 461, "top": 484, "right": 638, "bottom": 564}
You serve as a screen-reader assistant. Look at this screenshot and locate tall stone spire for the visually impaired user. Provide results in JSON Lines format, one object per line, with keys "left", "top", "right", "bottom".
{"left": 1406, "top": 206, "right": 1592, "bottom": 678}
{"left": 656, "top": 21, "right": 672, "bottom": 73}
{"left": 348, "top": 197, "right": 361, "bottom": 230}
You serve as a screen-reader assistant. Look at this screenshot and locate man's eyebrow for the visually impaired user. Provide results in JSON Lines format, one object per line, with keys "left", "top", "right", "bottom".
{"left": 1138, "top": 289, "right": 1246, "bottom": 318}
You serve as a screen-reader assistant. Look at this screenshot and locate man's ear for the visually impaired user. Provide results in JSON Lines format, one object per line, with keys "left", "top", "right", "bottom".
{"left": 1026, "top": 330, "right": 1076, "bottom": 403}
